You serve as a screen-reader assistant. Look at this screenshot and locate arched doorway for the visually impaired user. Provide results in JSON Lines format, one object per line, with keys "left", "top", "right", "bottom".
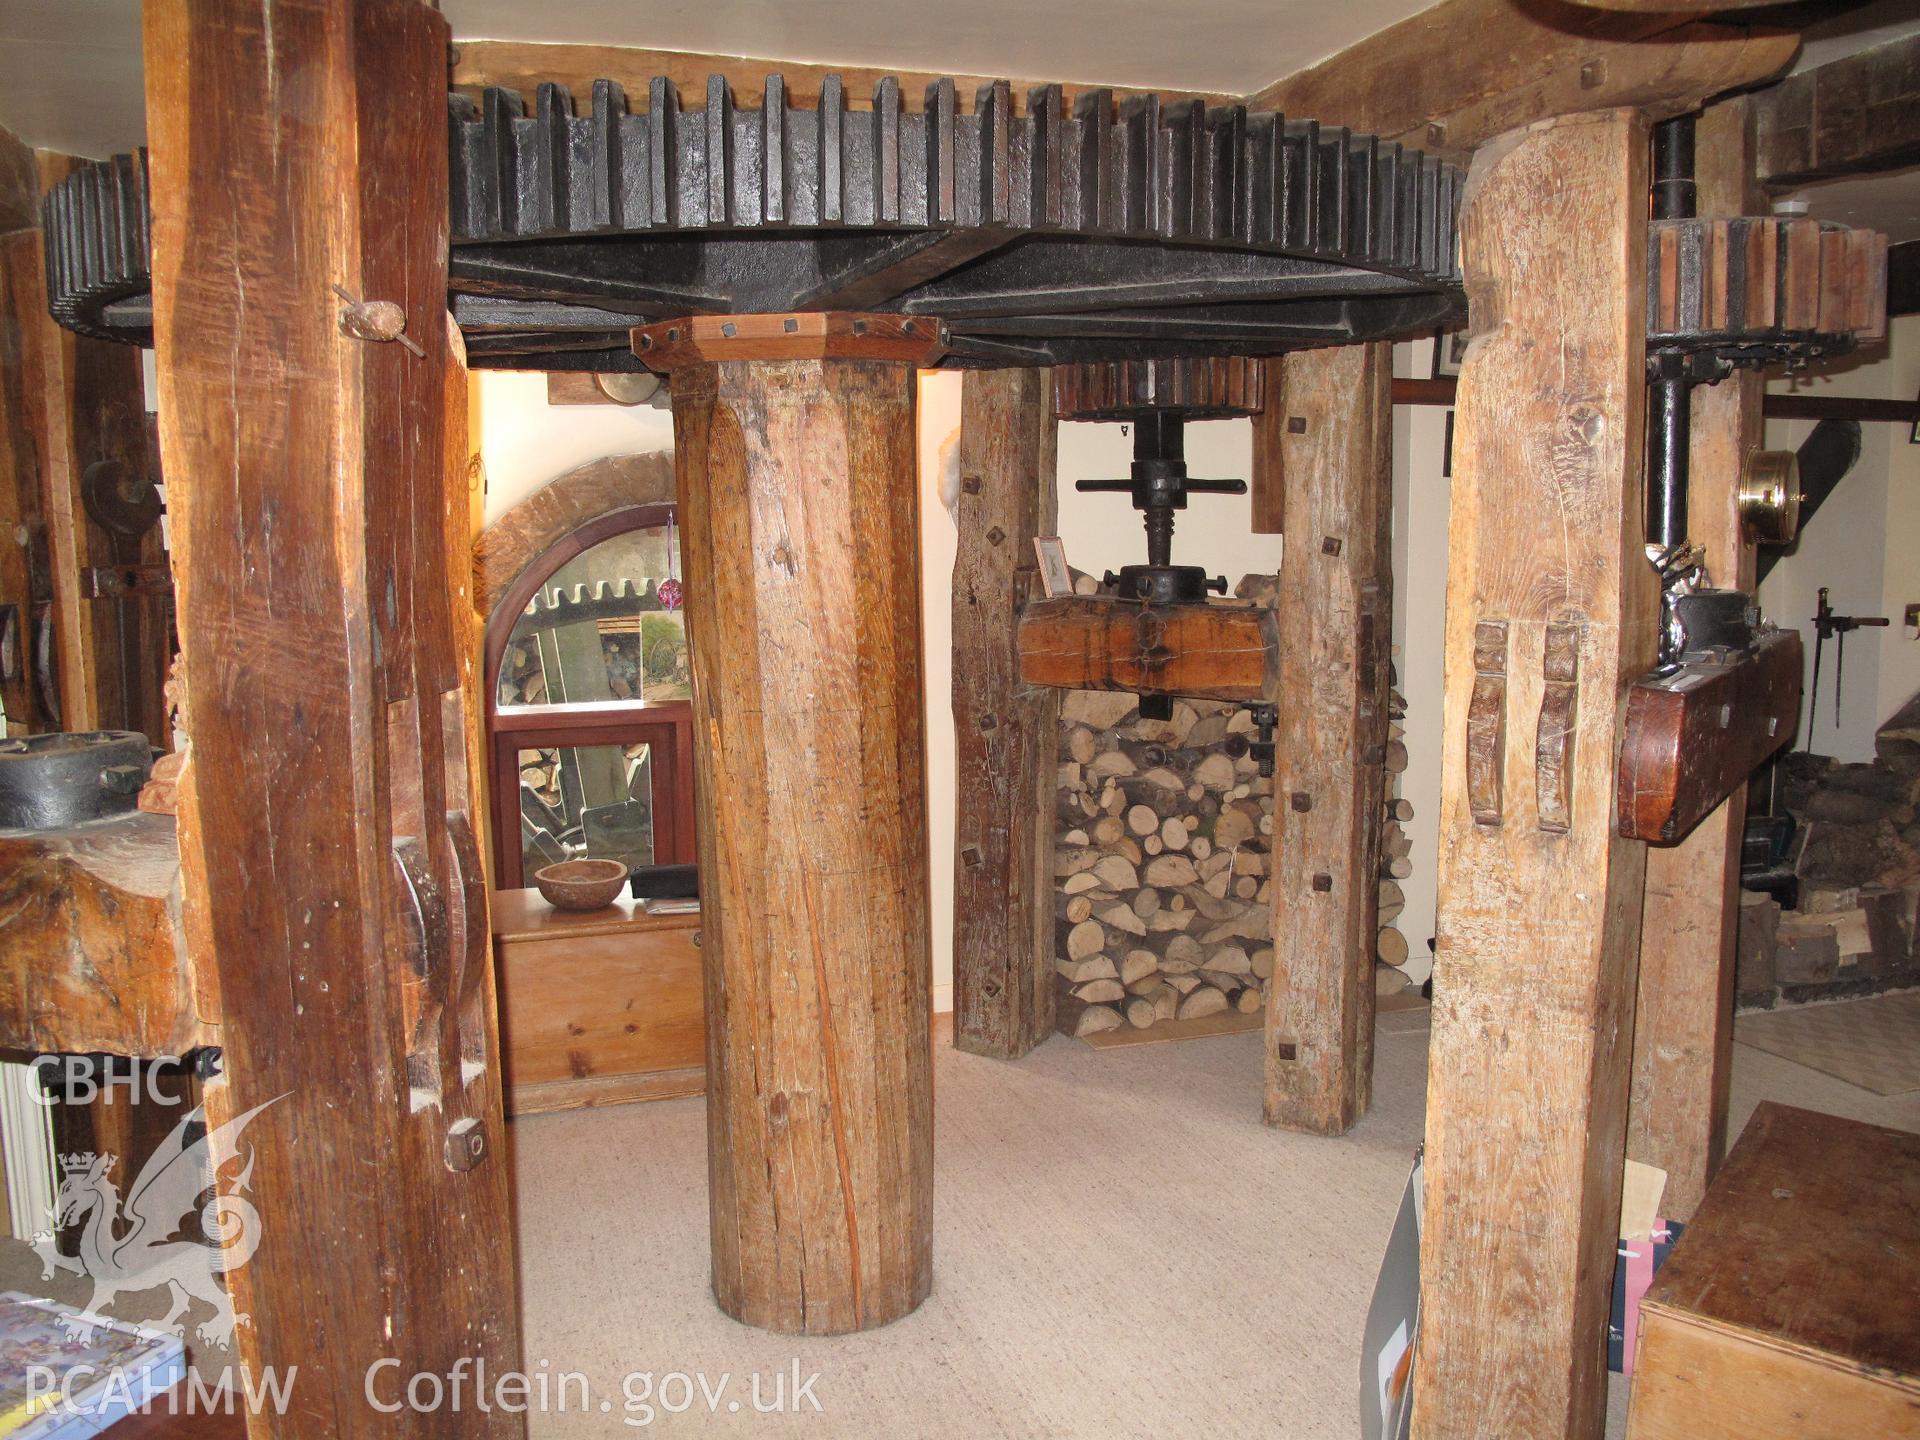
{"left": 476, "top": 453, "right": 696, "bottom": 888}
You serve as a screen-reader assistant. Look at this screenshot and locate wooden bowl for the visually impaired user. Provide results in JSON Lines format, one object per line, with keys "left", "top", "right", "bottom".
{"left": 532, "top": 858, "right": 629, "bottom": 911}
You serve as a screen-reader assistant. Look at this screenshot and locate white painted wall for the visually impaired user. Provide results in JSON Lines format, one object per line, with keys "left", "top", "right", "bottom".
{"left": 1759, "top": 314, "right": 1920, "bottom": 763}
{"left": 918, "top": 372, "right": 962, "bottom": 1015}
{"left": 476, "top": 370, "right": 674, "bottom": 526}
{"left": 477, "top": 352, "right": 1466, "bottom": 1006}
{"left": 1054, "top": 418, "right": 1281, "bottom": 584}
{"left": 1388, "top": 339, "right": 1451, "bottom": 981}
{"left": 478, "top": 316, "right": 1916, "bottom": 1012}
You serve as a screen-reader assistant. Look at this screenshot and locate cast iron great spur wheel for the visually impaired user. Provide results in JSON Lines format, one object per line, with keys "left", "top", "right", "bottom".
{"left": 45, "top": 73, "right": 1469, "bottom": 370}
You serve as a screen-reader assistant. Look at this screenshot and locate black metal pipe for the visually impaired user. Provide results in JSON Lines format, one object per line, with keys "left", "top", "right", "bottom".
{"left": 1647, "top": 115, "right": 1696, "bottom": 549}
{"left": 1649, "top": 377, "right": 1691, "bottom": 550}
{"left": 1651, "top": 115, "right": 1695, "bottom": 224}
{"left": 1132, "top": 412, "right": 1184, "bottom": 469}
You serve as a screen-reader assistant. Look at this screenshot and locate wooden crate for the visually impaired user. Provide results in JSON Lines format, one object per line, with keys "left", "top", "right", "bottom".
{"left": 491, "top": 888, "right": 705, "bottom": 1115}
{"left": 1627, "top": 1102, "right": 1920, "bottom": 1440}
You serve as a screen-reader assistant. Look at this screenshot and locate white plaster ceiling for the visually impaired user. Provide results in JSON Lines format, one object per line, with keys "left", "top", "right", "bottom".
{"left": 1780, "top": 166, "right": 1920, "bottom": 243}
{"left": 0, "top": 0, "right": 1438, "bottom": 160}
{"left": 3, "top": 0, "right": 1918, "bottom": 230}
{"left": 1775, "top": 0, "right": 1920, "bottom": 242}
{"left": 438, "top": 0, "right": 1429, "bottom": 97}
{"left": 1788, "top": 0, "right": 1920, "bottom": 73}
{"left": 0, "top": 1, "right": 146, "bottom": 160}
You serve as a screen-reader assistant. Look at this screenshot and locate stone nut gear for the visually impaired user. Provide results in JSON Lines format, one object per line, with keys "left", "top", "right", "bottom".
{"left": 44, "top": 74, "right": 1468, "bottom": 370}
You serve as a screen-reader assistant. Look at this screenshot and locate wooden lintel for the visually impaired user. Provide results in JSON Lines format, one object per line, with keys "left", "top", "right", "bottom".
{"left": 1755, "top": 32, "right": 1920, "bottom": 187}
{"left": 1414, "top": 109, "right": 1655, "bottom": 1440}
{"left": 633, "top": 312, "right": 948, "bottom": 369}
{"left": 1247, "top": 0, "right": 1796, "bottom": 158}
{"left": 452, "top": 40, "right": 1235, "bottom": 115}
{"left": 1248, "top": 357, "right": 1287, "bottom": 536}
{"left": 1017, "top": 596, "right": 1277, "bottom": 703}
{"left": 953, "top": 369, "right": 1059, "bottom": 1059}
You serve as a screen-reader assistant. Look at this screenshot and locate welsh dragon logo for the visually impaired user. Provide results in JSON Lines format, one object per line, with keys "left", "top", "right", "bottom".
{"left": 28, "top": 1098, "right": 280, "bottom": 1346}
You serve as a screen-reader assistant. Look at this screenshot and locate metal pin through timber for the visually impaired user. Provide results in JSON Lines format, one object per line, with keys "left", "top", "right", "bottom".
{"left": 330, "top": 283, "right": 426, "bottom": 359}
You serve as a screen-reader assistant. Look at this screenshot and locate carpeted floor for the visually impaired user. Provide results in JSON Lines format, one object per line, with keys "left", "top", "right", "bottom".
{"left": 1, "top": 1005, "right": 1912, "bottom": 1435}
{"left": 509, "top": 1007, "right": 1920, "bottom": 1438}
{"left": 1734, "top": 989, "right": 1920, "bottom": 1095}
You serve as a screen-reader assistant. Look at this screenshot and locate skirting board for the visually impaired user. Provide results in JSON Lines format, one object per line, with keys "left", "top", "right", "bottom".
{"left": 1079, "top": 1010, "right": 1264, "bottom": 1050}
{"left": 510, "top": 1014, "right": 961, "bottom": 1116}
{"left": 507, "top": 1067, "right": 705, "bottom": 1116}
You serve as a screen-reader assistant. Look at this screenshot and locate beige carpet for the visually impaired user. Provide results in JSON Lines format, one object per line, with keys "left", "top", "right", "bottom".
{"left": 509, "top": 1013, "right": 1920, "bottom": 1439}
{"left": 0, "top": 1011, "right": 1911, "bottom": 1435}
{"left": 1733, "top": 989, "right": 1920, "bottom": 1096}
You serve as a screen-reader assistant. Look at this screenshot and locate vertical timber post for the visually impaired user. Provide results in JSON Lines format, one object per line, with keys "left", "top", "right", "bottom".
{"left": 1414, "top": 110, "right": 1654, "bottom": 1440}
{"left": 145, "top": 0, "right": 524, "bottom": 1433}
{"left": 1248, "top": 357, "right": 1287, "bottom": 536}
{"left": 14, "top": 222, "right": 158, "bottom": 738}
{"left": 1264, "top": 343, "right": 1392, "bottom": 1133}
{"left": 639, "top": 314, "right": 939, "bottom": 1335}
{"left": 952, "top": 367, "right": 1059, "bottom": 1057}
{"left": 1627, "top": 98, "right": 1760, "bottom": 1223}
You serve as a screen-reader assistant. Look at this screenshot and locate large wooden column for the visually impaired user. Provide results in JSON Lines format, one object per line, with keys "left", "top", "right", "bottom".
{"left": 14, "top": 183, "right": 166, "bottom": 741}
{"left": 146, "top": 0, "right": 522, "bottom": 1433}
{"left": 1627, "top": 98, "right": 1760, "bottom": 1223}
{"left": 646, "top": 315, "right": 936, "bottom": 1334}
{"left": 1263, "top": 343, "right": 1392, "bottom": 1134}
{"left": 0, "top": 143, "right": 54, "bottom": 736}
{"left": 1414, "top": 110, "right": 1655, "bottom": 1440}
{"left": 951, "top": 367, "right": 1058, "bottom": 1058}
{"left": 0, "top": 133, "right": 167, "bottom": 741}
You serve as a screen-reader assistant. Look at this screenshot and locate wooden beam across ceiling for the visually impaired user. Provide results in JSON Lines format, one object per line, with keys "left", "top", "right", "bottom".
{"left": 1753, "top": 32, "right": 1920, "bottom": 186}
{"left": 1245, "top": 0, "right": 1798, "bottom": 159}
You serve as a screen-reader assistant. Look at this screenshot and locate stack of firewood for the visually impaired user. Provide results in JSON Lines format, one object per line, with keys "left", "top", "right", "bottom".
{"left": 1736, "top": 691, "right": 1920, "bottom": 1004}
{"left": 1053, "top": 691, "right": 1276, "bottom": 1038}
{"left": 1377, "top": 679, "right": 1414, "bottom": 996}
{"left": 519, "top": 747, "right": 564, "bottom": 808}
{"left": 498, "top": 641, "right": 548, "bottom": 706}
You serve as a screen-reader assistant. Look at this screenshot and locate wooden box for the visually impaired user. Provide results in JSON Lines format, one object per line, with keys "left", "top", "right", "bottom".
{"left": 490, "top": 888, "right": 705, "bottom": 1115}
{"left": 1627, "top": 1102, "right": 1920, "bottom": 1440}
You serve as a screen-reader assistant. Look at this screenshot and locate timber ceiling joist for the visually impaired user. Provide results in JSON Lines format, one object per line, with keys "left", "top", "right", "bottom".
{"left": 1247, "top": 0, "right": 1797, "bottom": 156}
{"left": 1754, "top": 30, "right": 1920, "bottom": 187}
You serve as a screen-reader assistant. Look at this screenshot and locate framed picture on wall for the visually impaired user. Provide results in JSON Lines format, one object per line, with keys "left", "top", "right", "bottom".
{"left": 1034, "top": 536, "right": 1074, "bottom": 597}
{"left": 1430, "top": 329, "right": 1468, "bottom": 380}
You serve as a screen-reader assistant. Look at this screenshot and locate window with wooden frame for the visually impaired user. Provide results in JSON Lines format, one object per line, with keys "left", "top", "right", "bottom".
{"left": 484, "top": 505, "right": 696, "bottom": 888}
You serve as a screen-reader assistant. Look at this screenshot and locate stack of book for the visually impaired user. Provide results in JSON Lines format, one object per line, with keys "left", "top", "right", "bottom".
{"left": 0, "top": 1293, "right": 184, "bottom": 1437}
